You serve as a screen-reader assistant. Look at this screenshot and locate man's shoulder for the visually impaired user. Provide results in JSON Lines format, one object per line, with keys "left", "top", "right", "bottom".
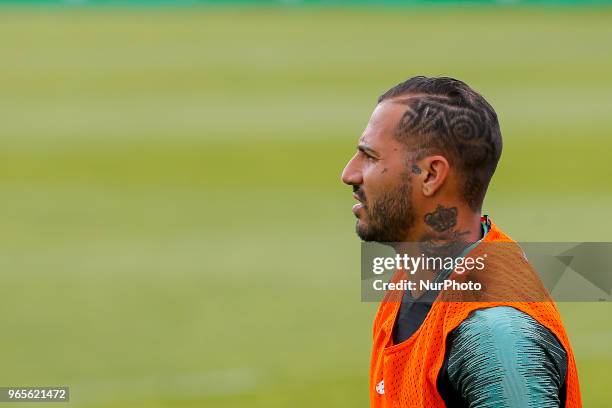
{"left": 452, "top": 306, "right": 567, "bottom": 352}
{"left": 448, "top": 306, "right": 568, "bottom": 388}
{"left": 443, "top": 306, "right": 568, "bottom": 407}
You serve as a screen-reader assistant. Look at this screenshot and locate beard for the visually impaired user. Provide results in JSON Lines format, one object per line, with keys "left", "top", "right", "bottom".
{"left": 355, "top": 176, "right": 415, "bottom": 243}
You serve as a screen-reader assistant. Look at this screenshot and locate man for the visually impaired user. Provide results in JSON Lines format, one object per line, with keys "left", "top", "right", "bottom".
{"left": 341, "top": 76, "right": 581, "bottom": 407}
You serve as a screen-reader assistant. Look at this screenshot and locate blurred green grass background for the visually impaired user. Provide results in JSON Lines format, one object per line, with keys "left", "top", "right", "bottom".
{"left": 1, "top": 6, "right": 611, "bottom": 407}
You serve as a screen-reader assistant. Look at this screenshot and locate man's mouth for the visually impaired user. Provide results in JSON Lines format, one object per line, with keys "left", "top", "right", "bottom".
{"left": 352, "top": 190, "right": 366, "bottom": 215}
{"left": 352, "top": 202, "right": 364, "bottom": 215}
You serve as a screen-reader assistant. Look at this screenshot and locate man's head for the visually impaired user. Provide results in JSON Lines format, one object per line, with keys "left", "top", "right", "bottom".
{"left": 341, "top": 76, "right": 502, "bottom": 243}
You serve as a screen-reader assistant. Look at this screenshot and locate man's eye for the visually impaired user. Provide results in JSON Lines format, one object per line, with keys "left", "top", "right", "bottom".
{"left": 358, "top": 150, "right": 377, "bottom": 161}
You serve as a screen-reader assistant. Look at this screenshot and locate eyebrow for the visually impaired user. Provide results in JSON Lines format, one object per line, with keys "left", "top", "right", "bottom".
{"left": 358, "top": 143, "right": 380, "bottom": 158}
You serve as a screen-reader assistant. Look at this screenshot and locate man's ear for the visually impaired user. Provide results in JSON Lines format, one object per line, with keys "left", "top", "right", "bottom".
{"left": 420, "top": 155, "right": 450, "bottom": 197}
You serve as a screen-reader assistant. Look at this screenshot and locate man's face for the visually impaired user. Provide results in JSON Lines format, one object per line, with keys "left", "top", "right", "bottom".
{"left": 341, "top": 101, "right": 416, "bottom": 242}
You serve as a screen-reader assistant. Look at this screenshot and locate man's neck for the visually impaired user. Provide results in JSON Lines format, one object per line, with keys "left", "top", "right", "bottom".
{"left": 399, "top": 203, "right": 481, "bottom": 257}
{"left": 394, "top": 203, "right": 482, "bottom": 299}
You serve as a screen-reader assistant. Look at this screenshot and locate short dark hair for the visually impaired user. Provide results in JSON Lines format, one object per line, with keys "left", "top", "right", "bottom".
{"left": 378, "top": 76, "right": 502, "bottom": 211}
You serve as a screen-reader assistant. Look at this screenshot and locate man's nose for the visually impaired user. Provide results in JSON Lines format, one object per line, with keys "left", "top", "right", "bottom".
{"left": 341, "top": 155, "right": 362, "bottom": 186}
